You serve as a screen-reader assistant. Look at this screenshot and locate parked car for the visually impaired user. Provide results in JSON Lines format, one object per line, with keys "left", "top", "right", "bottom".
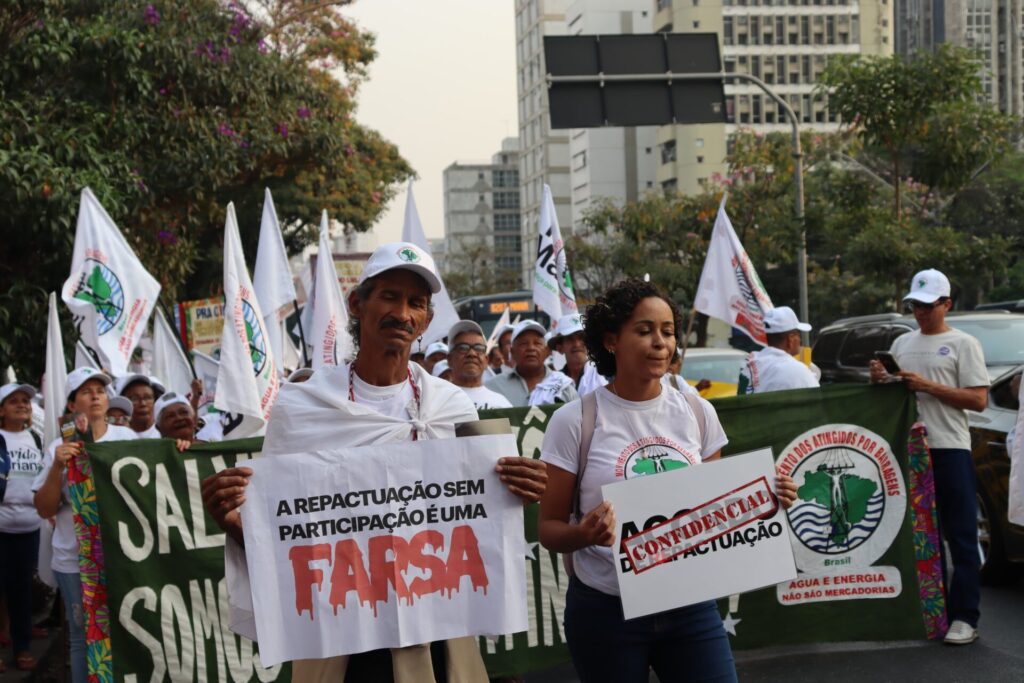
{"left": 812, "top": 311, "right": 1024, "bottom": 583}
{"left": 680, "top": 348, "right": 748, "bottom": 398}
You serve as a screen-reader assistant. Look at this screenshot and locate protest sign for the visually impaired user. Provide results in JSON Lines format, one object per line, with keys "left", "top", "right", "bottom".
{"left": 603, "top": 449, "right": 796, "bottom": 619}
{"left": 240, "top": 434, "right": 528, "bottom": 666}
{"left": 180, "top": 297, "right": 225, "bottom": 357}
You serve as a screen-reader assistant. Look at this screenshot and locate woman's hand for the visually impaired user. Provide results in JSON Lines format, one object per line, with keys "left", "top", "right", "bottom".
{"left": 576, "top": 501, "right": 616, "bottom": 548}
{"left": 775, "top": 467, "right": 799, "bottom": 510}
{"left": 54, "top": 442, "right": 82, "bottom": 469}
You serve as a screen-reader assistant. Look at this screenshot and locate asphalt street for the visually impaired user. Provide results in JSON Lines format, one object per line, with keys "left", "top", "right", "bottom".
{"left": 526, "top": 578, "right": 1024, "bottom": 683}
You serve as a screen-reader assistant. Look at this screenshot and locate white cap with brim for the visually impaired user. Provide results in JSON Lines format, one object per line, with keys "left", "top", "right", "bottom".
{"left": 107, "top": 396, "right": 134, "bottom": 416}
{"left": 0, "top": 383, "right": 36, "bottom": 405}
{"left": 448, "top": 320, "right": 485, "bottom": 345}
{"left": 425, "top": 341, "right": 449, "bottom": 358}
{"left": 154, "top": 392, "right": 191, "bottom": 423}
{"left": 66, "top": 367, "right": 113, "bottom": 402}
{"left": 903, "top": 269, "right": 951, "bottom": 304}
{"left": 548, "top": 313, "right": 584, "bottom": 348}
{"left": 763, "top": 306, "right": 812, "bottom": 334}
{"left": 149, "top": 375, "right": 167, "bottom": 397}
{"left": 431, "top": 360, "right": 450, "bottom": 377}
{"left": 358, "top": 242, "right": 442, "bottom": 294}
{"left": 511, "top": 319, "right": 547, "bottom": 344}
{"left": 115, "top": 374, "right": 153, "bottom": 396}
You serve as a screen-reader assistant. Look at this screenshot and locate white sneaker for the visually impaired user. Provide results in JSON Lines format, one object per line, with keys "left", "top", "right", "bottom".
{"left": 943, "top": 620, "right": 978, "bottom": 645}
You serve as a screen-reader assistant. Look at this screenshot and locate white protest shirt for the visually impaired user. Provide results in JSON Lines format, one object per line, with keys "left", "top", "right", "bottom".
{"left": 226, "top": 361, "right": 478, "bottom": 640}
{"left": 529, "top": 370, "right": 577, "bottom": 406}
{"left": 540, "top": 386, "right": 728, "bottom": 596}
{"left": 0, "top": 429, "right": 45, "bottom": 533}
{"left": 135, "top": 424, "right": 161, "bottom": 439}
{"left": 459, "top": 384, "right": 513, "bottom": 411}
{"left": 739, "top": 346, "right": 819, "bottom": 394}
{"left": 890, "top": 329, "right": 989, "bottom": 450}
{"left": 32, "top": 426, "right": 139, "bottom": 574}
{"left": 576, "top": 362, "right": 609, "bottom": 398}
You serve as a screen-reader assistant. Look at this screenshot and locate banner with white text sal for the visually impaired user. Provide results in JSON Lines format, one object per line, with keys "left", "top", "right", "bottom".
{"left": 240, "top": 434, "right": 528, "bottom": 666}
{"left": 85, "top": 438, "right": 288, "bottom": 682}
{"left": 603, "top": 449, "right": 797, "bottom": 620}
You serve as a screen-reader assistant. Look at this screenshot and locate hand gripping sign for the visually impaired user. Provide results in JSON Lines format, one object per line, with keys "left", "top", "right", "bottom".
{"left": 603, "top": 449, "right": 797, "bottom": 620}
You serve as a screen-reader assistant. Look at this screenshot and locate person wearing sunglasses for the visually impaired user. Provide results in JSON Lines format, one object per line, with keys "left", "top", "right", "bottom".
{"left": 869, "top": 268, "right": 989, "bottom": 646}
{"left": 446, "top": 321, "right": 512, "bottom": 410}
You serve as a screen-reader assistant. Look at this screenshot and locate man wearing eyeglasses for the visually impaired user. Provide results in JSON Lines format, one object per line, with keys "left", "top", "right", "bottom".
{"left": 447, "top": 321, "right": 512, "bottom": 410}
{"left": 869, "top": 268, "right": 988, "bottom": 646}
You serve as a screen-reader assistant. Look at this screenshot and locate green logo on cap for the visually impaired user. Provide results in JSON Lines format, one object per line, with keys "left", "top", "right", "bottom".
{"left": 398, "top": 247, "right": 420, "bottom": 263}
{"left": 917, "top": 278, "right": 926, "bottom": 288}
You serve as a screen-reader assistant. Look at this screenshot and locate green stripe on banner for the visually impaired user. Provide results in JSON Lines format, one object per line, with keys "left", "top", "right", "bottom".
{"left": 76, "top": 384, "right": 939, "bottom": 680}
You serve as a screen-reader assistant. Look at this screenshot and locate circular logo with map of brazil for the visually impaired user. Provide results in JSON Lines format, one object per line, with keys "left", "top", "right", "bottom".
{"left": 73, "top": 258, "right": 124, "bottom": 335}
{"left": 614, "top": 436, "right": 700, "bottom": 480}
{"left": 240, "top": 299, "right": 268, "bottom": 376}
{"left": 776, "top": 424, "right": 906, "bottom": 571}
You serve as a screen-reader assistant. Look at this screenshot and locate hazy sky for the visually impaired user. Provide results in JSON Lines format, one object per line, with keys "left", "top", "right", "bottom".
{"left": 343, "top": 0, "right": 519, "bottom": 244}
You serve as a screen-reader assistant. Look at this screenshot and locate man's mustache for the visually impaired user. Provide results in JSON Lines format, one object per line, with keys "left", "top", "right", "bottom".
{"left": 380, "top": 318, "right": 415, "bottom": 334}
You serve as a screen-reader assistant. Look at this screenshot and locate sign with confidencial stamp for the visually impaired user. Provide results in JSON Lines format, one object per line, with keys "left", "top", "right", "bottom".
{"left": 603, "top": 449, "right": 797, "bottom": 620}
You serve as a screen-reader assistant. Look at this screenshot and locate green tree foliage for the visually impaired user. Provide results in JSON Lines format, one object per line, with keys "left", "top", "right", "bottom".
{"left": 0, "top": 0, "right": 411, "bottom": 380}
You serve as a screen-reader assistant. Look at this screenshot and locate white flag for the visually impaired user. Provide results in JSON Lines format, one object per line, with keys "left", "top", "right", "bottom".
{"left": 311, "top": 211, "right": 353, "bottom": 369}
{"left": 533, "top": 184, "right": 578, "bottom": 320}
{"left": 214, "top": 203, "right": 280, "bottom": 438}
{"left": 43, "top": 293, "right": 68, "bottom": 446}
{"left": 485, "top": 305, "right": 511, "bottom": 353}
{"left": 252, "top": 188, "right": 297, "bottom": 372}
{"left": 693, "top": 196, "right": 774, "bottom": 345}
{"left": 401, "top": 181, "right": 458, "bottom": 344}
{"left": 61, "top": 188, "right": 161, "bottom": 376}
{"left": 152, "top": 308, "right": 193, "bottom": 397}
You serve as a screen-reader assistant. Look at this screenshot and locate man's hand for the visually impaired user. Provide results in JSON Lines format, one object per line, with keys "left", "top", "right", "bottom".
{"left": 496, "top": 457, "right": 547, "bottom": 504}
{"left": 775, "top": 467, "right": 798, "bottom": 510}
{"left": 174, "top": 439, "right": 192, "bottom": 453}
{"left": 201, "top": 467, "right": 252, "bottom": 545}
{"left": 868, "top": 359, "right": 891, "bottom": 384}
{"left": 895, "top": 370, "right": 932, "bottom": 393}
{"left": 577, "top": 501, "right": 616, "bottom": 548}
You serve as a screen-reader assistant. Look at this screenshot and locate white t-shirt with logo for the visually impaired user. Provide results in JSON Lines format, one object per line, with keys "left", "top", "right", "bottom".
{"left": 459, "top": 384, "right": 513, "bottom": 411}
{"left": 0, "top": 429, "right": 45, "bottom": 533}
{"left": 540, "top": 386, "right": 728, "bottom": 596}
{"left": 890, "top": 328, "right": 989, "bottom": 450}
{"left": 32, "top": 425, "right": 139, "bottom": 574}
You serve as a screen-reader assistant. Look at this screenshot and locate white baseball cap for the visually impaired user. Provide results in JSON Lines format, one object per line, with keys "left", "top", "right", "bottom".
{"left": 903, "top": 269, "right": 951, "bottom": 304}
{"left": 431, "top": 360, "right": 450, "bottom": 377}
{"left": 154, "top": 392, "right": 192, "bottom": 423}
{"left": 149, "top": 375, "right": 167, "bottom": 398}
{"left": 107, "top": 396, "right": 134, "bottom": 416}
{"left": 66, "top": 367, "right": 113, "bottom": 401}
{"left": 511, "top": 319, "right": 547, "bottom": 344}
{"left": 448, "top": 320, "right": 485, "bottom": 345}
{"left": 358, "top": 242, "right": 442, "bottom": 294}
{"left": 0, "top": 383, "right": 36, "bottom": 405}
{"left": 763, "top": 306, "right": 812, "bottom": 334}
{"left": 425, "top": 341, "right": 449, "bottom": 358}
{"left": 548, "top": 313, "right": 584, "bottom": 348}
{"left": 115, "top": 374, "right": 154, "bottom": 396}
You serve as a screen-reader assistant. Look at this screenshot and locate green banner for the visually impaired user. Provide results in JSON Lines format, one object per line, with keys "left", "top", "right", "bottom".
{"left": 84, "top": 384, "right": 933, "bottom": 680}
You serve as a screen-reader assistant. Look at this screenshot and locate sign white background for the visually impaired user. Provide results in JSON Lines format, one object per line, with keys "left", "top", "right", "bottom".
{"left": 241, "top": 434, "right": 527, "bottom": 666}
{"left": 603, "top": 450, "right": 797, "bottom": 619}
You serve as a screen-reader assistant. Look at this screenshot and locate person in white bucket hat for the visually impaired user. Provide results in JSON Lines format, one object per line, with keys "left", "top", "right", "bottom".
{"left": 738, "top": 306, "right": 818, "bottom": 394}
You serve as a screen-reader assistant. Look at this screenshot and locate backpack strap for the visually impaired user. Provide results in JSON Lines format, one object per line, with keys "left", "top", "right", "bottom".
{"left": 681, "top": 391, "right": 708, "bottom": 452}
{"left": 563, "top": 391, "right": 598, "bottom": 578}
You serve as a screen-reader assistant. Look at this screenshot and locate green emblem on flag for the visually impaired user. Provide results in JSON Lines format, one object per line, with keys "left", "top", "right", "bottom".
{"left": 73, "top": 259, "right": 125, "bottom": 335}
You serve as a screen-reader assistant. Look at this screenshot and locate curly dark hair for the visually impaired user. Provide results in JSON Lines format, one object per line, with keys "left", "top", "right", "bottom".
{"left": 584, "top": 278, "right": 683, "bottom": 377}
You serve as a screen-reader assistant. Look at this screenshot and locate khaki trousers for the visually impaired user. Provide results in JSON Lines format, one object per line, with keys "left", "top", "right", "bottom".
{"left": 290, "top": 636, "right": 488, "bottom": 683}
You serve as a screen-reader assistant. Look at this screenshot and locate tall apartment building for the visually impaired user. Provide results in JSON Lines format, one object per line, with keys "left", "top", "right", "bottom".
{"left": 442, "top": 138, "right": 523, "bottom": 283}
{"left": 896, "top": 0, "right": 1023, "bottom": 115}
{"left": 654, "top": 0, "right": 894, "bottom": 195}
{"left": 516, "top": 0, "right": 574, "bottom": 287}
{"left": 565, "top": 0, "right": 660, "bottom": 229}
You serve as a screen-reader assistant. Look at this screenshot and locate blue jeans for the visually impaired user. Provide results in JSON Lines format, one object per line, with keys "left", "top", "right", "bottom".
{"left": 564, "top": 576, "right": 737, "bottom": 683}
{"left": 931, "top": 448, "right": 981, "bottom": 628}
{"left": 0, "top": 530, "right": 39, "bottom": 653}
{"left": 54, "top": 571, "right": 87, "bottom": 683}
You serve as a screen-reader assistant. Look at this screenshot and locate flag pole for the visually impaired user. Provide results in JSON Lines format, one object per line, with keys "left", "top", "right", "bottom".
{"left": 680, "top": 308, "right": 697, "bottom": 364}
{"left": 79, "top": 339, "right": 105, "bottom": 372}
{"left": 159, "top": 299, "right": 198, "bottom": 379}
{"left": 293, "top": 299, "right": 309, "bottom": 368}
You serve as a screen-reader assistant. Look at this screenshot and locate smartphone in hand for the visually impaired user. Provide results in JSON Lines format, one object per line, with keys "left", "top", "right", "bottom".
{"left": 874, "top": 351, "right": 900, "bottom": 375}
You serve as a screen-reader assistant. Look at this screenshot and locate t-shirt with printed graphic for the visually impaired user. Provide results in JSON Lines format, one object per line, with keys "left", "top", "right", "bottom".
{"left": 0, "top": 429, "right": 45, "bottom": 533}
{"left": 458, "top": 385, "right": 513, "bottom": 411}
{"left": 540, "top": 385, "right": 728, "bottom": 596}
{"left": 890, "top": 328, "right": 989, "bottom": 450}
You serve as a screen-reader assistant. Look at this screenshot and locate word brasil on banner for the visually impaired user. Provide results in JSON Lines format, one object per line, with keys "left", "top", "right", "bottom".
{"left": 241, "top": 434, "right": 528, "bottom": 666}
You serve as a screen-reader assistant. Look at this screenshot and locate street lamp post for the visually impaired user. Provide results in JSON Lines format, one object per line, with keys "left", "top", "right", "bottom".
{"left": 546, "top": 70, "right": 809, "bottom": 343}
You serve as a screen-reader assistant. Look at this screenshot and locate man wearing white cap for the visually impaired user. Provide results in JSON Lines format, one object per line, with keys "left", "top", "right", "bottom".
{"left": 202, "top": 242, "right": 547, "bottom": 682}
{"left": 422, "top": 340, "right": 449, "bottom": 375}
{"left": 738, "top": 306, "right": 818, "bottom": 393}
{"left": 33, "top": 367, "right": 138, "bottom": 683}
{"left": 870, "top": 268, "right": 988, "bottom": 645}
{"left": 115, "top": 374, "right": 161, "bottom": 438}
{"left": 106, "top": 396, "right": 133, "bottom": 427}
{"left": 486, "top": 320, "right": 580, "bottom": 407}
{"left": 496, "top": 324, "right": 515, "bottom": 373}
{"left": 548, "top": 313, "right": 607, "bottom": 397}
{"left": 447, "top": 320, "right": 512, "bottom": 410}
{"left": 154, "top": 392, "right": 198, "bottom": 444}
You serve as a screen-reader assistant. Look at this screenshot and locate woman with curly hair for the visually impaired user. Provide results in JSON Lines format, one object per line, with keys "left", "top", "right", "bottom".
{"left": 537, "top": 278, "right": 797, "bottom": 683}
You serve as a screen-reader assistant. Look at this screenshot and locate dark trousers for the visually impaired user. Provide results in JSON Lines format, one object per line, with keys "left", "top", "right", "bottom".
{"left": 564, "top": 576, "right": 737, "bottom": 683}
{"left": 0, "top": 529, "right": 40, "bottom": 653}
{"left": 931, "top": 448, "right": 982, "bottom": 628}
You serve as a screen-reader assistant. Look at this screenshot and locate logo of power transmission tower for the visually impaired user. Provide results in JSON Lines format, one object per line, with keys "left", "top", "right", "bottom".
{"left": 73, "top": 258, "right": 125, "bottom": 335}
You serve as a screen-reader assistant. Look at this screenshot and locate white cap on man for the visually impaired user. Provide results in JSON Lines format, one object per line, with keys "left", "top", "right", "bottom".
{"left": 431, "top": 360, "right": 450, "bottom": 378}
{"left": 107, "top": 396, "right": 134, "bottom": 416}
{"left": 763, "top": 306, "right": 812, "bottom": 334}
{"left": 65, "top": 367, "right": 112, "bottom": 401}
{"left": 424, "top": 341, "right": 448, "bottom": 359}
{"left": 547, "top": 313, "right": 584, "bottom": 348}
{"left": 511, "top": 319, "right": 547, "bottom": 344}
{"left": 0, "top": 383, "right": 36, "bottom": 405}
{"left": 448, "top": 320, "right": 485, "bottom": 345}
{"left": 115, "top": 373, "right": 153, "bottom": 396}
{"left": 358, "top": 242, "right": 442, "bottom": 294}
{"left": 903, "top": 269, "right": 951, "bottom": 304}
{"left": 154, "top": 392, "right": 191, "bottom": 423}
